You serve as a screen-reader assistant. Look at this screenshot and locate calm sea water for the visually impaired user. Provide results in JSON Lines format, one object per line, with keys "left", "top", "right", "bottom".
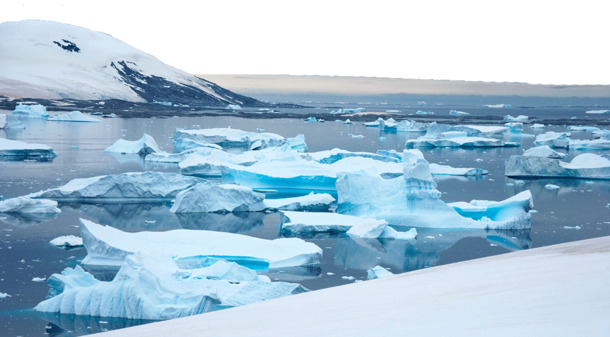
{"left": 1, "top": 113, "right": 609, "bottom": 336}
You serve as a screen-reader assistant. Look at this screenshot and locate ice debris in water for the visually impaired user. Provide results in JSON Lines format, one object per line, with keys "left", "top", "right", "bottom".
{"left": 50, "top": 235, "right": 83, "bottom": 248}
{"left": 367, "top": 266, "right": 394, "bottom": 280}
{"left": 530, "top": 123, "right": 545, "bottom": 129}
{"left": 0, "top": 292, "right": 10, "bottom": 299}
{"left": 335, "top": 150, "right": 532, "bottom": 229}
{"left": 11, "top": 104, "right": 49, "bottom": 119}
{"left": 0, "top": 137, "right": 57, "bottom": 160}
{"left": 35, "top": 254, "right": 307, "bottom": 320}
{"left": 104, "top": 133, "right": 161, "bottom": 155}
{"left": 29, "top": 171, "right": 202, "bottom": 202}
{"left": 79, "top": 218, "right": 322, "bottom": 269}
{"left": 506, "top": 153, "right": 610, "bottom": 179}
{"left": 0, "top": 196, "right": 60, "bottom": 214}
{"left": 47, "top": 111, "right": 101, "bottom": 122}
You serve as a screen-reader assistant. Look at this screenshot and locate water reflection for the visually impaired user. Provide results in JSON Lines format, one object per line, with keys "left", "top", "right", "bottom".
{"left": 334, "top": 228, "right": 531, "bottom": 272}
{"left": 0, "top": 212, "right": 59, "bottom": 227}
{"left": 505, "top": 178, "right": 610, "bottom": 196}
{"left": 37, "top": 312, "right": 154, "bottom": 337}
{"left": 175, "top": 212, "right": 265, "bottom": 233}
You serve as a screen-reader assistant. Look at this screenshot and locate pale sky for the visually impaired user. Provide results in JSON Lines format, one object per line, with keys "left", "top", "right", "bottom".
{"left": 2, "top": 0, "right": 609, "bottom": 85}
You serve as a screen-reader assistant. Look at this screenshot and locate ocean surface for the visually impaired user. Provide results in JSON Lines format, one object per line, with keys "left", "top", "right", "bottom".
{"left": 1, "top": 111, "right": 609, "bottom": 336}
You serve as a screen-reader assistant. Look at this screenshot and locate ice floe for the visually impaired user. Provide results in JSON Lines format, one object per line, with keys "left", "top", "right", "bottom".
{"left": 534, "top": 131, "right": 569, "bottom": 148}
{"left": 506, "top": 153, "right": 610, "bottom": 179}
{"left": 48, "top": 111, "right": 101, "bottom": 122}
{"left": 522, "top": 145, "right": 567, "bottom": 159}
{"left": 80, "top": 218, "right": 322, "bottom": 269}
{"left": 0, "top": 137, "right": 57, "bottom": 160}
{"left": 569, "top": 138, "right": 610, "bottom": 150}
{"left": 30, "top": 171, "right": 202, "bottom": 202}
{"left": 449, "top": 110, "right": 470, "bottom": 116}
{"left": 169, "top": 182, "right": 266, "bottom": 213}
{"left": 50, "top": 235, "right": 83, "bottom": 248}
{"left": 0, "top": 196, "right": 60, "bottom": 214}
{"left": 585, "top": 109, "right": 610, "bottom": 114}
{"left": 35, "top": 254, "right": 307, "bottom": 320}
{"left": 173, "top": 128, "right": 287, "bottom": 150}
{"left": 367, "top": 266, "right": 394, "bottom": 280}
{"left": 104, "top": 133, "right": 161, "bottom": 155}
{"left": 264, "top": 193, "right": 335, "bottom": 212}
{"left": 281, "top": 211, "right": 386, "bottom": 235}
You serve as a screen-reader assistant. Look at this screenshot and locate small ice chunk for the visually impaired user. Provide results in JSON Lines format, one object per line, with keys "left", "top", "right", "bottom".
{"left": 0, "top": 292, "right": 10, "bottom": 299}
{"left": 544, "top": 184, "right": 560, "bottom": 190}
{"left": 226, "top": 104, "right": 242, "bottom": 110}
{"left": 264, "top": 193, "right": 335, "bottom": 212}
{"left": 585, "top": 109, "right": 610, "bottom": 114}
{"left": 0, "top": 196, "right": 60, "bottom": 214}
{"left": 49, "top": 235, "right": 83, "bottom": 248}
{"left": 341, "top": 276, "right": 356, "bottom": 281}
{"left": 449, "top": 110, "right": 470, "bottom": 116}
{"left": 281, "top": 211, "right": 387, "bottom": 235}
{"left": 563, "top": 226, "right": 582, "bottom": 230}
{"left": 503, "top": 115, "right": 528, "bottom": 122}
{"left": 32, "top": 277, "right": 46, "bottom": 282}
{"left": 105, "top": 133, "right": 161, "bottom": 155}
{"left": 379, "top": 227, "right": 417, "bottom": 240}
{"left": 530, "top": 123, "right": 545, "bottom": 129}
{"left": 346, "top": 220, "right": 388, "bottom": 239}
{"left": 367, "top": 266, "right": 394, "bottom": 280}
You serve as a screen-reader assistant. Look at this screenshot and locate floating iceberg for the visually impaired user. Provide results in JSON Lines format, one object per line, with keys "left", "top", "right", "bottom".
{"left": 0, "top": 137, "right": 57, "bottom": 160}
{"left": 0, "top": 114, "right": 5, "bottom": 128}
{"left": 503, "top": 115, "right": 528, "bottom": 122}
{"left": 567, "top": 126, "right": 600, "bottom": 132}
{"left": 395, "top": 120, "right": 428, "bottom": 132}
{"left": 406, "top": 136, "right": 518, "bottom": 148}
{"left": 505, "top": 153, "right": 610, "bottom": 179}
{"left": 173, "top": 128, "right": 286, "bottom": 150}
{"left": 485, "top": 103, "right": 511, "bottom": 108}
{"left": 105, "top": 133, "right": 161, "bottom": 155}
{"left": 11, "top": 104, "right": 49, "bottom": 118}
{"left": 363, "top": 118, "right": 383, "bottom": 127}
{"left": 30, "top": 171, "right": 201, "bottom": 202}
{"left": 449, "top": 110, "right": 470, "bottom": 116}
{"left": 0, "top": 196, "right": 60, "bottom": 214}
{"left": 347, "top": 222, "right": 417, "bottom": 240}
{"left": 429, "top": 163, "right": 488, "bottom": 176}
{"left": 307, "top": 148, "right": 401, "bottom": 164}
{"left": 50, "top": 235, "right": 83, "bottom": 248}
{"left": 418, "top": 123, "right": 508, "bottom": 139}
{"left": 226, "top": 104, "right": 242, "bottom": 110}
{"left": 534, "top": 131, "right": 569, "bottom": 148}
{"left": 569, "top": 138, "right": 610, "bottom": 150}
{"left": 264, "top": 193, "right": 336, "bottom": 212}
{"left": 367, "top": 266, "right": 394, "bottom": 280}
{"left": 48, "top": 111, "right": 101, "bottom": 122}
{"left": 280, "top": 211, "right": 388, "bottom": 235}
{"left": 530, "top": 123, "right": 545, "bottom": 129}
{"left": 172, "top": 137, "right": 223, "bottom": 153}
{"left": 35, "top": 254, "right": 307, "bottom": 320}
{"left": 523, "top": 145, "right": 567, "bottom": 159}
{"left": 505, "top": 122, "right": 523, "bottom": 133}
{"left": 335, "top": 150, "right": 532, "bottom": 229}
{"left": 585, "top": 109, "right": 610, "bottom": 114}
{"left": 80, "top": 218, "right": 322, "bottom": 269}
{"left": 415, "top": 110, "right": 434, "bottom": 115}
{"left": 169, "top": 182, "right": 266, "bottom": 213}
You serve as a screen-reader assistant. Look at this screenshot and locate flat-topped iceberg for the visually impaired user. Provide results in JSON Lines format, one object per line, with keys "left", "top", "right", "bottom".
{"left": 30, "top": 171, "right": 201, "bottom": 202}
{"left": 503, "top": 115, "right": 528, "bottom": 122}
{"left": 0, "top": 196, "right": 60, "bottom": 214}
{"left": 104, "top": 133, "right": 161, "bottom": 155}
{"left": 173, "top": 128, "right": 291, "bottom": 150}
{"left": 534, "top": 131, "right": 569, "bottom": 148}
{"left": 80, "top": 218, "right": 322, "bottom": 269}
{"left": 335, "top": 150, "right": 532, "bottom": 229}
{"left": 421, "top": 123, "right": 508, "bottom": 138}
{"left": 523, "top": 145, "right": 567, "bottom": 159}
{"left": 48, "top": 111, "right": 101, "bottom": 122}
{"left": 506, "top": 153, "right": 610, "bottom": 179}
{"left": 406, "top": 136, "right": 518, "bottom": 148}
{"left": 49, "top": 235, "right": 83, "bottom": 248}
{"left": 11, "top": 104, "right": 49, "bottom": 119}
{"left": 429, "top": 163, "right": 488, "bottom": 176}
{"left": 169, "top": 182, "right": 266, "bottom": 213}
{"left": 280, "top": 211, "right": 387, "bottom": 235}
{"left": 264, "top": 193, "right": 335, "bottom": 212}
{"left": 569, "top": 138, "right": 610, "bottom": 150}
{"left": 0, "top": 137, "right": 57, "bottom": 160}
{"left": 35, "top": 254, "right": 307, "bottom": 320}
{"left": 449, "top": 110, "right": 470, "bottom": 116}
{"left": 172, "top": 137, "right": 223, "bottom": 153}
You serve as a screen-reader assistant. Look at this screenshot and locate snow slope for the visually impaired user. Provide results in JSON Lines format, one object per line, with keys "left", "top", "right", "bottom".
{"left": 97, "top": 236, "right": 610, "bottom": 337}
{"left": 0, "top": 20, "right": 261, "bottom": 106}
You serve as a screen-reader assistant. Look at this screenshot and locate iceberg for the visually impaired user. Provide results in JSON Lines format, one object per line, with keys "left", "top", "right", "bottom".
{"left": 0, "top": 114, "right": 5, "bottom": 128}
{"left": 0, "top": 196, "right": 60, "bottom": 214}
{"left": 264, "top": 193, "right": 336, "bottom": 212}
{"left": 530, "top": 123, "right": 545, "bottom": 129}
{"left": 567, "top": 126, "right": 600, "bottom": 132}
{"left": 11, "top": 103, "right": 49, "bottom": 118}
{"left": 416, "top": 123, "right": 508, "bottom": 139}
{"left": 47, "top": 111, "right": 101, "bottom": 122}
{"left": 429, "top": 163, "right": 488, "bottom": 176}
{"left": 363, "top": 118, "right": 383, "bottom": 127}
{"left": 335, "top": 150, "right": 532, "bottom": 229}
{"left": 226, "top": 104, "right": 242, "bottom": 110}
{"left": 415, "top": 110, "right": 434, "bottom": 115}
{"left": 569, "top": 138, "right": 610, "bottom": 150}
{"left": 0, "top": 137, "right": 57, "bottom": 160}
{"left": 522, "top": 145, "right": 567, "bottom": 159}
{"left": 80, "top": 218, "right": 322, "bottom": 269}
{"left": 280, "top": 211, "right": 388, "bottom": 235}
{"left": 169, "top": 182, "right": 266, "bottom": 213}
{"left": 30, "top": 171, "right": 202, "bottom": 202}
{"left": 585, "top": 109, "right": 610, "bottom": 114}
{"left": 104, "top": 133, "right": 161, "bottom": 155}
{"left": 449, "top": 110, "right": 470, "bottom": 116}
{"left": 534, "top": 131, "right": 569, "bottom": 148}
{"left": 172, "top": 137, "right": 223, "bottom": 153}
{"left": 406, "top": 136, "right": 518, "bottom": 148}
{"left": 35, "top": 254, "right": 307, "bottom": 320}
{"left": 307, "top": 148, "right": 401, "bottom": 164}
{"left": 505, "top": 153, "right": 610, "bottom": 179}
{"left": 395, "top": 120, "right": 428, "bottom": 133}
{"left": 503, "top": 115, "right": 528, "bottom": 122}
{"left": 173, "top": 128, "right": 286, "bottom": 150}
{"left": 504, "top": 122, "right": 523, "bottom": 133}
{"left": 50, "top": 235, "right": 83, "bottom": 248}
{"left": 367, "top": 266, "right": 394, "bottom": 280}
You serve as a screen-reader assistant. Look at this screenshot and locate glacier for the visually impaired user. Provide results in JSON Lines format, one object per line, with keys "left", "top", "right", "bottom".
{"left": 0, "top": 196, "right": 61, "bottom": 214}
{"left": 169, "top": 182, "right": 266, "bottom": 213}
{"left": 505, "top": 153, "right": 610, "bottom": 179}
{"left": 29, "top": 171, "right": 202, "bottom": 202}
{"left": 80, "top": 218, "right": 322, "bottom": 269}
{"left": 0, "top": 137, "right": 57, "bottom": 160}
{"left": 104, "top": 133, "right": 161, "bottom": 155}
{"left": 35, "top": 253, "right": 307, "bottom": 320}
{"left": 335, "top": 150, "right": 532, "bottom": 229}
{"left": 48, "top": 110, "right": 101, "bottom": 122}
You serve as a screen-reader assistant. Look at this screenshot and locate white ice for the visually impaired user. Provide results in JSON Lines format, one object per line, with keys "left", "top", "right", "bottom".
{"left": 30, "top": 171, "right": 201, "bottom": 202}
{"left": 169, "top": 182, "right": 266, "bottom": 213}
{"left": 585, "top": 109, "right": 610, "bottom": 114}
{"left": 280, "top": 211, "right": 387, "bottom": 235}
{"left": 0, "top": 137, "right": 57, "bottom": 159}
{"left": 569, "top": 138, "right": 610, "bottom": 150}
{"left": 104, "top": 133, "right": 161, "bottom": 155}
{"left": 367, "top": 266, "right": 394, "bottom": 280}
{"left": 264, "top": 193, "right": 336, "bottom": 212}
{"left": 415, "top": 110, "right": 434, "bottom": 115}
{"left": 173, "top": 128, "right": 287, "bottom": 150}
{"left": 50, "top": 235, "right": 83, "bottom": 248}
{"left": 0, "top": 196, "right": 60, "bottom": 214}
{"left": 449, "top": 110, "right": 470, "bottom": 116}
{"left": 522, "top": 145, "right": 567, "bottom": 159}
{"left": 35, "top": 253, "right": 307, "bottom": 320}
{"left": 48, "top": 111, "right": 101, "bottom": 122}
{"left": 534, "top": 131, "right": 570, "bottom": 148}
{"left": 11, "top": 104, "right": 49, "bottom": 119}
{"left": 503, "top": 114, "right": 528, "bottom": 122}
{"left": 506, "top": 153, "right": 610, "bottom": 179}
{"left": 80, "top": 218, "right": 322, "bottom": 269}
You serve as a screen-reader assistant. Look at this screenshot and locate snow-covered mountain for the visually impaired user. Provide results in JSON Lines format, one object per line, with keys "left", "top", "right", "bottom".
{"left": 0, "top": 20, "right": 263, "bottom": 106}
